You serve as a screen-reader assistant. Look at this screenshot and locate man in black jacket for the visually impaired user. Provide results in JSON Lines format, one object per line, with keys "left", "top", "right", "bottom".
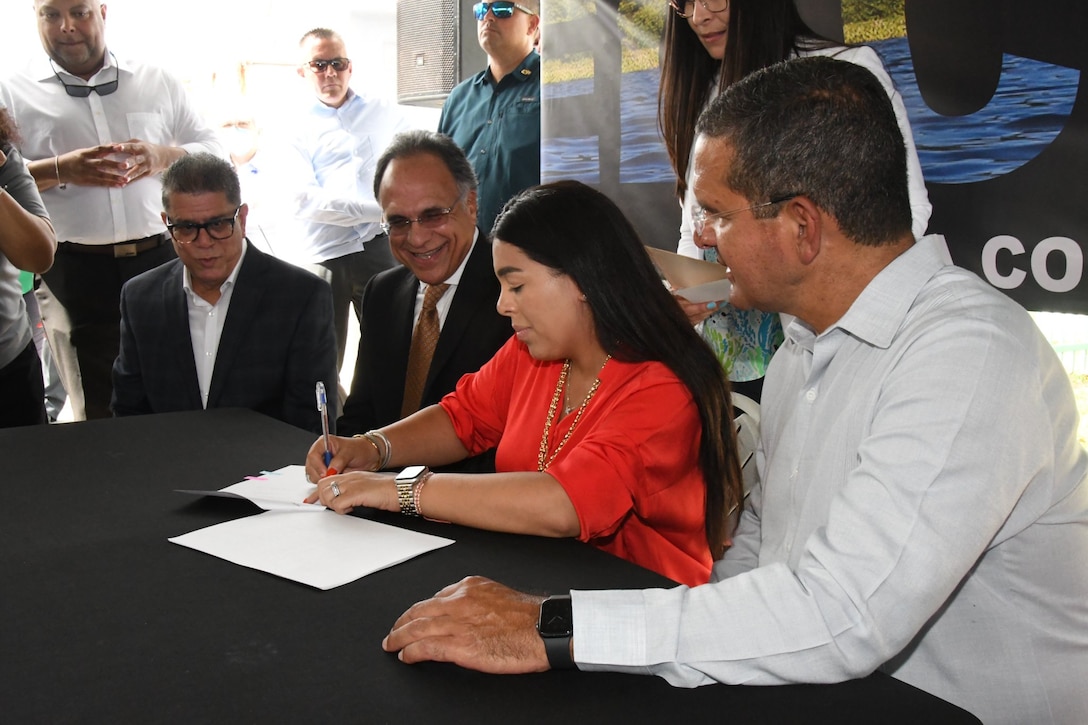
{"left": 337, "top": 131, "right": 511, "bottom": 441}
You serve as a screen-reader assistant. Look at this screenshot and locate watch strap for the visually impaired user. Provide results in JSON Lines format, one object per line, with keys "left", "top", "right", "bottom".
{"left": 396, "top": 479, "right": 418, "bottom": 516}
{"left": 538, "top": 595, "right": 575, "bottom": 670}
{"left": 543, "top": 632, "right": 574, "bottom": 670}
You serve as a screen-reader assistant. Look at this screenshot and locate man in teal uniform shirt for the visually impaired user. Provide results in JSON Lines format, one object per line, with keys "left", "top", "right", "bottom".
{"left": 438, "top": 1, "right": 540, "bottom": 235}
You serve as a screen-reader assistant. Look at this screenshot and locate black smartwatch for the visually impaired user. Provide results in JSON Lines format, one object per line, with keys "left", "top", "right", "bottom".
{"left": 537, "top": 594, "right": 575, "bottom": 670}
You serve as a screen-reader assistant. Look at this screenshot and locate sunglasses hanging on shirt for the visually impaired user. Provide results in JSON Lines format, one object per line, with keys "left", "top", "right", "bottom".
{"left": 50, "top": 52, "right": 120, "bottom": 97}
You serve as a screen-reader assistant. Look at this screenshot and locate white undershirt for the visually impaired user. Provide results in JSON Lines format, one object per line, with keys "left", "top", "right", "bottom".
{"left": 183, "top": 240, "right": 249, "bottom": 407}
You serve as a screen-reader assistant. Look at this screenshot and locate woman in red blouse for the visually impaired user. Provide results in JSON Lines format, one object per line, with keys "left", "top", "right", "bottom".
{"left": 306, "top": 181, "right": 742, "bottom": 586}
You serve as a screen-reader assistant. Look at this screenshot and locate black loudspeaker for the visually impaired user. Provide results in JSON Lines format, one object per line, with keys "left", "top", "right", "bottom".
{"left": 397, "top": 0, "right": 487, "bottom": 107}
{"left": 796, "top": 0, "right": 845, "bottom": 43}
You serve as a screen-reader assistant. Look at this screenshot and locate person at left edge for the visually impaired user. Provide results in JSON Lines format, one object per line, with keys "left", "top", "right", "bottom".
{"left": 0, "top": 107, "right": 57, "bottom": 428}
{"left": 281, "top": 28, "right": 411, "bottom": 393}
{"left": 0, "top": 0, "right": 224, "bottom": 421}
{"left": 110, "top": 153, "right": 338, "bottom": 434}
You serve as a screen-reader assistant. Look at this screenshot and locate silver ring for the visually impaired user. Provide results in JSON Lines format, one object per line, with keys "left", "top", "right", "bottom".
{"left": 331, "top": 481, "right": 342, "bottom": 498}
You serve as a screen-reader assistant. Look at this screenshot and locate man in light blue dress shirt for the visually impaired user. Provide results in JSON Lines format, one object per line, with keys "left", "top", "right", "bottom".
{"left": 282, "top": 28, "right": 411, "bottom": 385}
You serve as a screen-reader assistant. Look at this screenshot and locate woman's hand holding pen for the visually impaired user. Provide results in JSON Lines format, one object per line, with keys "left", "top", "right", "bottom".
{"left": 304, "top": 470, "right": 398, "bottom": 514}
{"left": 304, "top": 435, "right": 381, "bottom": 484}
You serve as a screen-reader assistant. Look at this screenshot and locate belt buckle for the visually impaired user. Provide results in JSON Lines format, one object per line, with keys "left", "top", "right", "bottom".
{"left": 113, "top": 243, "right": 138, "bottom": 258}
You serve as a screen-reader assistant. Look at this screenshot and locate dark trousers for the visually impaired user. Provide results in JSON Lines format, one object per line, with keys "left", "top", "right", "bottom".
{"left": 311, "top": 234, "right": 397, "bottom": 375}
{"left": 37, "top": 237, "right": 176, "bottom": 420}
{"left": 0, "top": 340, "right": 48, "bottom": 428}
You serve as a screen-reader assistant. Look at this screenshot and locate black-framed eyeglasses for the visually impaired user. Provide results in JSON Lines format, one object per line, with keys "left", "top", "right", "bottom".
{"left": 473, "top": 1, "right": 535, "bottom": 20}
{"left": 51, "top": 53, "right": 120, "bottom": 97}
{"left": 692, "top": 195, "right": 797, "bottom": 236}
{"left": 306, "top": 57, "right": 351, "bottom": 73}
{"left": 166, "top": 207, "right": 241, "bottom": 244}
{"left": 380, "top": 195, "right": 465, "bottom": 239}
{"left": 668, "top": 0, "right": 729, "bottom": 19}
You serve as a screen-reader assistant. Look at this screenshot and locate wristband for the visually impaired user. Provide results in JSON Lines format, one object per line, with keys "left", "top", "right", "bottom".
{"left": 54, "top": 156, "right": 66, "bottom": 190}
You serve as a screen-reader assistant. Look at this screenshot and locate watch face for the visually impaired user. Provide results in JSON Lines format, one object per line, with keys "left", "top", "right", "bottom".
{"left": 395, "top": 465, "right": 427, "bottom": 482}
{"left": 538, "top": 596, "right": 573, "bottom": 637}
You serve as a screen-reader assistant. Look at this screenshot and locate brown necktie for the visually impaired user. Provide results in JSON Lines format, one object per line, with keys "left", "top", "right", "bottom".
{"left": 401, "top": 283, "right": 449, "bottom": 417}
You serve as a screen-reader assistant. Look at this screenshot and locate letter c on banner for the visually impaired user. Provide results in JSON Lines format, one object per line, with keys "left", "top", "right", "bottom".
{"left": 1031, "top": 237, "right": 1083, "bottom": 293}
{"left": 983, "top": 235, "right": 1027, "bottom": 289}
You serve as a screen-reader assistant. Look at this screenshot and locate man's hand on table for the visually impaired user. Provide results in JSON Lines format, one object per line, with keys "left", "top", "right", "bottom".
{"left": 383, "top": 576, "right": 553, "bottom": 674}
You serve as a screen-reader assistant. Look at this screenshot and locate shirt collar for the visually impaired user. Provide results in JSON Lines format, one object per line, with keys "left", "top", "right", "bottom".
{"left": 36, "top": 47, "right": 125, "bottom": 84}
{"left": 310, "top": 87, "right": 358, "bottom": 116}
{"left": 428, "top": 228, "right": 480, "bottom": 290}
{"left": 182, "top": 238, "right": 250, "bottom": 301}
{"left": 479, "top": 49, "right": 539, "bottom": 87}
{"left": 795, "top": 237, "right": 948, "bottom": 350}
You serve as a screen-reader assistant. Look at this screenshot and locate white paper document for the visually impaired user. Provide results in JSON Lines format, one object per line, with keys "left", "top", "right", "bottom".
{"left": 176, "top": 465, "right": 324, "bottom": 511}
{"left": 170, "top": 511, "right": 454, "bottom": 590}
{"left": 171, "top": 465, "right": 455, "bottom": 589}
{"left": 645, "top": 245, "right": 733, "bottom": 303}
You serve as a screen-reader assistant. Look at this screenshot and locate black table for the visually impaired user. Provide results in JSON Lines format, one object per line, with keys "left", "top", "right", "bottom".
{"left": 0, "top": 409, "right": 980, "bottom": 723}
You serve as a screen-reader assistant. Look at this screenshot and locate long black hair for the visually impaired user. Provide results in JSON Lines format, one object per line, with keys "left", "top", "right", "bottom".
{"left": 492, "top": 180, "right": 742, "bottom": 557}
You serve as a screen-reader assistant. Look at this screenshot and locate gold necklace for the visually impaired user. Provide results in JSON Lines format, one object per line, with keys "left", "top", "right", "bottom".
{"left": 537, "top": 355, "right": 611, "bottom": 472}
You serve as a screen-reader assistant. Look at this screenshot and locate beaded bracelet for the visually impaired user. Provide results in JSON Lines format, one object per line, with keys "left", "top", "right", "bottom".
{"left": 412, "top": 471, "right": 434, "bottom": 519}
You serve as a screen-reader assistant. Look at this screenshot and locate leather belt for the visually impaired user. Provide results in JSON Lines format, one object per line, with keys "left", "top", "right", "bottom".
{"left": 62, "top": 234, "right": 166, "bottom": 258}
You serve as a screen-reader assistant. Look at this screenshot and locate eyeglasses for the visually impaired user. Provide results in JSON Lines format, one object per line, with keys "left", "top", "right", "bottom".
{"left": 692, "top": 195, "right": 797, "bottom": 236}
{"left": 473, "top": 2, "right": 535, "bottom": 20}
{"left": 306, "top": 57, "right": 350, "bottom": 73}
{"left": 381, "top": 197, "right": 464, "bottom": 239}
{"left": 668, "top": 0, "right": 729, "bottom": 19}
{"left": 166, "top": 207, "right": 241, "bottom": 244}
{"left": 51, "top": 55, "right": 119, "bottom": 97}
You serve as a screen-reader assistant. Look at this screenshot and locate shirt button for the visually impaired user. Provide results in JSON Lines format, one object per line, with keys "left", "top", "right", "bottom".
{"left": 805, "top": 388, "right": 817, "bottom": 402}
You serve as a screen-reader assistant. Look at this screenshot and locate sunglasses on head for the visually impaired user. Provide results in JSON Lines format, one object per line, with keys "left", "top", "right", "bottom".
{"left": 306, "top": 57, "right": 350, "bottom": 73}
{"left": 473, "top": 1, "right": 535, "bottom": 20}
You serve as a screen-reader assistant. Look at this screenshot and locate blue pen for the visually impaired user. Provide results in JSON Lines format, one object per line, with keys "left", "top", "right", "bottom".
{"left": 315, "top": 381, "right": 335, "bottom": 473}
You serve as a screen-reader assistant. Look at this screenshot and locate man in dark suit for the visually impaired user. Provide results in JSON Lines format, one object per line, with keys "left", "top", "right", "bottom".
{"left": 111, "top": 153, "right": 337, "bottom": 433}
{"left": 337, "top": 130, "right": 511, "bottom": 438}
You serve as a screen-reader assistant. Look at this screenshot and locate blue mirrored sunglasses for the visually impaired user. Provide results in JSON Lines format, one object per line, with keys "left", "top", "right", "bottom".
{"left": 473, "top": 1, "right": 535, "bottom": 20}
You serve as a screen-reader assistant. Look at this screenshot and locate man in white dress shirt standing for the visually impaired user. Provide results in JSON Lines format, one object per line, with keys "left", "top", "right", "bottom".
{"left": 0, "top": 0, "right": 223, "bottom": 420}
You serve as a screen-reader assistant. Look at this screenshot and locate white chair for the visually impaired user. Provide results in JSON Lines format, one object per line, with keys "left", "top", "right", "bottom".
{"left": 725, "top": 392, "right": 760, "bottom": 542}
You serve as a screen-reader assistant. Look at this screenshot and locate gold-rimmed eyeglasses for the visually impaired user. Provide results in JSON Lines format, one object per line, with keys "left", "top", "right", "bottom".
{"left": 668, "top": 0, "right": 729, "bottom": 19}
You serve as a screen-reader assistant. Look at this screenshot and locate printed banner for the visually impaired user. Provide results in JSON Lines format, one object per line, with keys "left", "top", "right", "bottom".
{"left": 540, "top": 0, "right": 1088, "bottom": 313}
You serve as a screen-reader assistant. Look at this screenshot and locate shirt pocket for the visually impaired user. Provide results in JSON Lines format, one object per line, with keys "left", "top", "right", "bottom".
{"left": 125, "top": 112, "right": 168, "bottom": 144}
